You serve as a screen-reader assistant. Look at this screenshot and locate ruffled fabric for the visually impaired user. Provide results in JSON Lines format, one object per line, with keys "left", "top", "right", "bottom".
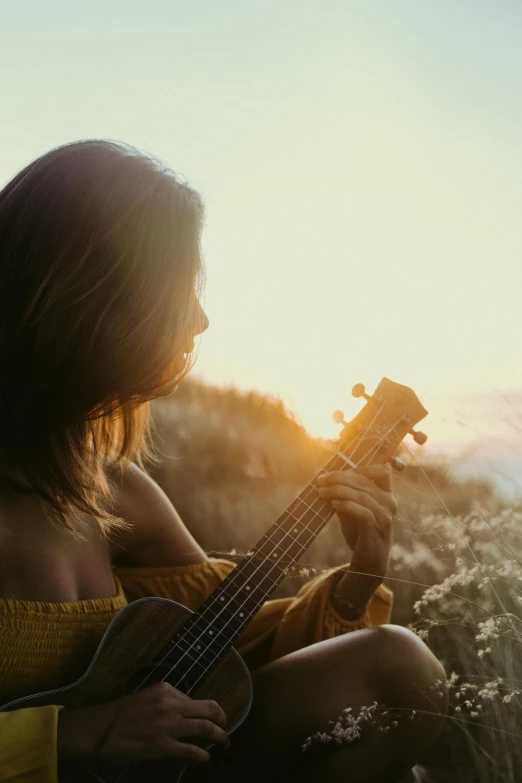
{"left": 233, "top": 564, "right": 393, "bottom": 665}
{"left": 0, "top": 579, "right": 127, "bottom": 705}
{"left": 113, "top": 558, "right": 237, "bottom": 611}
{"left": 0, "top": 577, "right": 126, "bottom": 616}
{"left": 0, "top": 705, "right": 63, "bottom": 782}
{"left": 114, "top": 560, "right": 393, "bottom": 669}
{"left": 0, "top": 558, "right": 393, "bottom": 783}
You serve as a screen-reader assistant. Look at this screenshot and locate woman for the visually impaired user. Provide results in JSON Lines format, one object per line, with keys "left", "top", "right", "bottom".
{"left": 0, "top": 140, "right": 447, "bottom": 782}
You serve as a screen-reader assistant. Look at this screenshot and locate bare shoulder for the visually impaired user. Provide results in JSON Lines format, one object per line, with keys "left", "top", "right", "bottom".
{"left": 104, "top": 461, "right": 207, "bottom": 568}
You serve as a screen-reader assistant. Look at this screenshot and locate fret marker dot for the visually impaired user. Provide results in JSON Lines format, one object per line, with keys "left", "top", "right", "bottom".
{"left": 273, "top": 552, "right": 278, "bottom": 558}
{"left": 239, "top": 612, "right": 244, "bottom": 617}
{"left": 208, "top": 630, "right": 213, "bottom": 635}
{"left": 220, "top": 596, "right": 225, "bottom": 601}
{"left": 246, "top": 585, "right": 251, "bottom": 591}
{"left": 196, "top": 645, "right": 201, "bottom": 650}
{"left": 294, "top": 528, "right": 299, "bottom": 533}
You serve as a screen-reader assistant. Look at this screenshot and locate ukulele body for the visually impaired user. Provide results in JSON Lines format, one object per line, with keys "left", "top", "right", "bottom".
{"left": 0, "top": 596, "right": 253, "bottom": 782}
{"left": 0, "top": 378, "right": 429, "bottom": 781}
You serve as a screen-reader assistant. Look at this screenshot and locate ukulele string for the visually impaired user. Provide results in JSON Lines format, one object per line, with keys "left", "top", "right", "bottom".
{"left": 129, "top": 399, "right": 391, "bottom": 696}
{"left": 162, "top": 423, "right": 402, "bottom": 699}
{"left": 131, "top": 402, "right": 397, "bottom": 701}
{"left": 342, "top": 398, "right": 387, "bottom": 464}
{"left": 100, "top": 425, "right": 382, "bottom": 783}
{"left": 103, "top": 408, "right": 401, "bottom": 783}
{"left": 179, "top": 414, "right": 407, "bottom": 699}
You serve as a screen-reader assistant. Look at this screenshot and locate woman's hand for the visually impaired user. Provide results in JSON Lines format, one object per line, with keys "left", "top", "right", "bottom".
{"left": 57, "top": 682, "right": 230, "bottom": 765}
{"left": 316, "top": 464, "right": 398, "bottom": 616}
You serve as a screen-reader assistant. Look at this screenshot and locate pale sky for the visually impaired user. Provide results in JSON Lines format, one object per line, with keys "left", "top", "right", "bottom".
{"left": 2, "top": 0, "right": 522, "bottom": 485}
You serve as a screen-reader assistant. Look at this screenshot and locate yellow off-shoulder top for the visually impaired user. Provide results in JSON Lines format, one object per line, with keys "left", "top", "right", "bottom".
{"left": 0, "top": 558, "right": 393, "bottom": 782}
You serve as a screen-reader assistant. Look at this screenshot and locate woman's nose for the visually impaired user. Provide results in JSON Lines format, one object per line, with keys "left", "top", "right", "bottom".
{"left": 194, "top": 302, "right": 209, "bottom": 336}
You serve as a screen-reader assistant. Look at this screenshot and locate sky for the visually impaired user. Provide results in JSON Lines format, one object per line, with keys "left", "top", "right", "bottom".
{"left": 2, "top": 0, "right": 522, "bottom": 489}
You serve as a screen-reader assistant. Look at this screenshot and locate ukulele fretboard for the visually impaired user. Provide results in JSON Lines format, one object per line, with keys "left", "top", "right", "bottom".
{"left": 157, "top": 449, "right": 357, "bottom": 693}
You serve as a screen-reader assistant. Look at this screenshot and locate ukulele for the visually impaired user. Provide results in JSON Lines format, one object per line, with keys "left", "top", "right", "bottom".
{"left": 0, "top": 378, "right": 428, "bottom": 782}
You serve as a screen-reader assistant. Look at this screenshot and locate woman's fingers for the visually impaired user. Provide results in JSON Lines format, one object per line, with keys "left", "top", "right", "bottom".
{"left": 181, "top": 698, "right": 227, "bottom": 731}
{"left": 322, "top": 486, "right": 391, "bottom": 521}
{"left": 178, "top": 717, "right": 230, "bottom": 749}
{"left": 353, "top": 464, "right": 393, "bottom": 492}
{"left": 168, "top": 741, "right": 211, "bottom": 764}
{"left": 317, "top": 465, "right": 392, "bottom": 493}
{"left": 332, "top": 498, "right": 375, "bottom": 525}
{"left": 317, "top": 472, "right": 397, "bottom": 516}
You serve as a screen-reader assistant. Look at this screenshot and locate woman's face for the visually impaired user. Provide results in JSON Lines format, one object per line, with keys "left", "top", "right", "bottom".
{"left": 156, "top": 292, "right": 208, "bottom": 397}
{"left": 182, "top": 293, "right": 209, "bottom": 357}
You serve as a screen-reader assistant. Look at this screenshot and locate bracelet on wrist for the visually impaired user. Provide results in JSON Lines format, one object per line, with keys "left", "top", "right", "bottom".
{"left": 330, "top": 572, "right": 369, "bottom": 619}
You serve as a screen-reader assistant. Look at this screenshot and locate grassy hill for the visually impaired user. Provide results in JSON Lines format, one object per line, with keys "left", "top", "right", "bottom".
{"left": 146, "top": 378, "right": 521, "bottom": 782}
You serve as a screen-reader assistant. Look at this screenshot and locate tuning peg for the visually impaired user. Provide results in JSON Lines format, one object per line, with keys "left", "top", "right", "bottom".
{"left": 410, "top": 429, "right": 428, "bottom": 445}
{"left": 332, "top": 410, "right": 346, "bottom": 425}
{"left": 391, "top": 456, "right": 406, "bottom": 472}
{"left": 351, "top": 383, "right": 372, "bottom": 402}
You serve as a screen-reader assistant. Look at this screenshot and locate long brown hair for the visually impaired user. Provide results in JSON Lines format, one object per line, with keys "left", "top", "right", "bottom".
{"left": 0, "top": 139, "right": 204, "bottom": 537}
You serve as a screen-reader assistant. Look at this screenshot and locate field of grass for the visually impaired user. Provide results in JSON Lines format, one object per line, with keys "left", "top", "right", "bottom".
{"left": 147, "top": 378, "right": 522, "bottom": 782}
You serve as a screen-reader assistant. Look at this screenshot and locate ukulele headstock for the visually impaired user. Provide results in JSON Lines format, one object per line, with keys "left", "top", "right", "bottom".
{"left": 333, "top": 378, "right": 428, "bottom": 468}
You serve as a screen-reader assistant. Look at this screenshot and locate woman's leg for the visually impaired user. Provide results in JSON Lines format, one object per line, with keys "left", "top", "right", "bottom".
{"left": 186, "top": 624, "right": 448, "bottom": 783}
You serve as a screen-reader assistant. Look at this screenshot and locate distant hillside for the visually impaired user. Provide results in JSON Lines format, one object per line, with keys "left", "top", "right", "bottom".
{"left": 148, "top": 379, "right": 522, "bottom": 780}
{"left": 148, "top": 378, "right": 501, "bottom": 599}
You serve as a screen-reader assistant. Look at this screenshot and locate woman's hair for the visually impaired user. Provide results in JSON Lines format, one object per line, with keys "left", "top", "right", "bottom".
{"left": 0, "top": 139, "right": 205, "bottom": 537}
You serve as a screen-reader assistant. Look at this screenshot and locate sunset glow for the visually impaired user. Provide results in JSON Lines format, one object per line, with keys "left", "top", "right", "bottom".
{"left": 2, "top": 0, "right": 522, "bottom": 487}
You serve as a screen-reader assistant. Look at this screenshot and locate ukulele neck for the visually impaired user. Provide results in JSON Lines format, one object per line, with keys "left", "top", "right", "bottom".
{"left": 157, "top": 378, "right": 427, "bottom": 695}
{"left": 159, "top": 449, "right": 366, "bottom": 693}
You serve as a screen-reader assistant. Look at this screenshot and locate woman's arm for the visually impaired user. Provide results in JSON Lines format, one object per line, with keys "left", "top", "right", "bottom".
{"left": 106, "top": 462, "right": 208, "bottom": 568}
{"left": 0, "top": 706, "right": 63, "bottom": 783}
{"left": 317, "top": 464, "right": 397, "bottom": 619}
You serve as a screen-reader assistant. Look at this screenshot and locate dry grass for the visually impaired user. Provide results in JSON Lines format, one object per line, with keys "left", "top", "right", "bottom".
{"left": 147, "top": 378, "right": 522, "bottom": 782}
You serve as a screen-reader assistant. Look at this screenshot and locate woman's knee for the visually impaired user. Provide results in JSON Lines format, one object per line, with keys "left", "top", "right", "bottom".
{"left": 369, "top": 625, "right": 446, "bottom": 694}
{"left": 363, "top": 624, "right": 448, "bottom": 742}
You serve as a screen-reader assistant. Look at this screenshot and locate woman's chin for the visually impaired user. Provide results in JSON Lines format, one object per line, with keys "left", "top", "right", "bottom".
{"left": 156, "top": 379, "right": 181, "bottom": 399}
